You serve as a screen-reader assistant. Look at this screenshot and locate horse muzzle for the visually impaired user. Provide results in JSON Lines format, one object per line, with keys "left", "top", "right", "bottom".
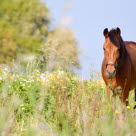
{"left": 105, "top": 61, "right": 118, "bottom": 79}
{"left": 106, "top": 69, "right": 116, "bottom": 79}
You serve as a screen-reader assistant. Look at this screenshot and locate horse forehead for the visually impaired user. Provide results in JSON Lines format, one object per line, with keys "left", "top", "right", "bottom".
{"left": 104, "top": 38, "right": 118, "bottom": 50}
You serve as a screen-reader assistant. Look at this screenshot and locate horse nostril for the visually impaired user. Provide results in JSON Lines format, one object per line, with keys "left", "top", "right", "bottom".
{"left": 106, "top": 70, "right": 111, "bottom": 75}
{"left": 113, "top": 70, "right": 116, "bottom": 74}
{"left": 106, "top": 70, "right": 116, "bottom": 78}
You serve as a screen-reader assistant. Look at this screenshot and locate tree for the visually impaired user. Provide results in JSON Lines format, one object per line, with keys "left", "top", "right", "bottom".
{"left": 0, "top": 0, "right": 50, "bottom": 63}
{"left": 38, "top": 27, "right": 80, "bottom": 72}
{"left": 0, "top": 0, "right": 80, "bottom": 72}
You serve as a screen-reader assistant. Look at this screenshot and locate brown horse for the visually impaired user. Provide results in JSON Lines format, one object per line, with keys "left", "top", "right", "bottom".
{"left": 101, "top": 27, "right": 136, "bottom": 108}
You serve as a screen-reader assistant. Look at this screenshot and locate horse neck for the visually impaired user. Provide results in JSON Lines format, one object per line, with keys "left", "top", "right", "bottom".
{"left": 119, "top": 40, "right": 128, "bottom": 66}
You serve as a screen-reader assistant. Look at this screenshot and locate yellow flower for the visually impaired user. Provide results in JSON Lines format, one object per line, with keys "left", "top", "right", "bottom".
{"left": 91, "top": 122, "right": 94, "bottom": 126}
{"left": 108, "top": 104, "right": 111, "bottom": 106}
{"left": 22, "top": 107, "right": 25, "bottom": 110}
{"left": 50, "top": 76, "right": 54, "bottom": 81}
{"left": 34, "top": 70, "right": 40, "bottom": 76}
{"left": 126, "top": 106, "right": 131, "bottom": 110}
{"left": 10, "top": 77, "right": 14, "bottom": 80}
{"left": 115, "top": 110, "right": 120, "bottom": 114}
{"left": 37, "top": 71, "right": 40, "bottom": 74}
{"left": 60, "top": 80, "right": 63, "bottom": 82}
{"left": 119, "top": 119, "right": 123, "bottom": 123}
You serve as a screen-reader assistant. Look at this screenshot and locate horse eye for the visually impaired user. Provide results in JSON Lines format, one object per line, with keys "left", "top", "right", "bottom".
{"left": 103, "top": 48, "right": 105, "bottom": 51}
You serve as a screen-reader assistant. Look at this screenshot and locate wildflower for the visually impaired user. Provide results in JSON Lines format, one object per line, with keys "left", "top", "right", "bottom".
{"left": 39, "top": 77, "right": 45, "bottom": 82}
{"left": 34, "top": 70, "right": 41, "bottom": 76}
{"left": 60, "top": 80, "right": 63, "bottom": 82}
{"left": 126, "top": 106, "right": 131, "bottom": 110}
{"left": 118, "top": 119, "right": 123, "bottom": 123}
{"left": 38, "top": 123, "right": 50, "bottom": 130}
{"left": 87, "top": 83, "right": 90, "bottom": 87}
{"left": 22, "top": 107, "right": 25, "bottom": 110}
{"left": 91, "top": 122, "right": 94, "bottom": 126}
{"left": 100, "top": 116, "right": 105, "bottom": 120}
{"left": 115, "top": 110, "right": 120, "bottom": 114}
{"left": 10, "top": 77, "right": 14, "bottom": 80}
{"left": 50, "top": 76, "right": 54, "bottom": 81}
{"left": 108, "top": 104, "right": 111, "bottom": 107}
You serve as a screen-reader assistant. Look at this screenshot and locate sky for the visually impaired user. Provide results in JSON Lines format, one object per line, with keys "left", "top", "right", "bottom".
{"left": 45, "top": 0, "right": 136, "bottom": 79}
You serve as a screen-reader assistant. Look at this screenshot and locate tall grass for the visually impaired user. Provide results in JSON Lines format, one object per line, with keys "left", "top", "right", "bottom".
{"left": 0, "top": 65, "right": 136, "bottom": 136}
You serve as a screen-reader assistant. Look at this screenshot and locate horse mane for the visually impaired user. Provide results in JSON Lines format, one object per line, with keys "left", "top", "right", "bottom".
{"left": 108, "top": 28, "right": 127, "bottom": 59}
{"left": 108, "top": 29, "right": 123, "bottom": 47}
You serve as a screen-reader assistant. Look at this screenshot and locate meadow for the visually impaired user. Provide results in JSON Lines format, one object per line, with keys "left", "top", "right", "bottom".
{"left": 0, "top": 64, "right": 136, "bottom": 136}
{"left": 1, "top": 0, "right": 136, "bottom": 136}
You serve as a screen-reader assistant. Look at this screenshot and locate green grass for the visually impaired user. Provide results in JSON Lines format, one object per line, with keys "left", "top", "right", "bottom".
{"left": 0, "top": 66, "right": 136, "bottom": 136}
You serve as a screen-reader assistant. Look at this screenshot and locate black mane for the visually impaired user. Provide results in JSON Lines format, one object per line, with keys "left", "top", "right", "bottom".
{"left": 108, "top": 29, "right": 123, "bottom": 47}
{"left": 108, "top": 28, "right": 127, "bottom": 59}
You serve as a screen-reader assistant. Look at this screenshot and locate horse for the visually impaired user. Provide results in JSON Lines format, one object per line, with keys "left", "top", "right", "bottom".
{"left": 101, "top": 27, "right": 136, "bottom": 108}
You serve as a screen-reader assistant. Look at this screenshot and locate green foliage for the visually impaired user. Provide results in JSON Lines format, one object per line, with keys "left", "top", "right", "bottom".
{"left": 0, "top": 0, "right": 50, "bottom": 63}
{"left": 0, "top": 67, "right": 136, "bottom": 135}
{"left": 9, "top": 75, "right": 42, "bottom": 121}
{"left": 38, "top": 27, "right": 80, "bottom": 72}
{"left": 0, "top": 0, "right": 80, "bottom": 73}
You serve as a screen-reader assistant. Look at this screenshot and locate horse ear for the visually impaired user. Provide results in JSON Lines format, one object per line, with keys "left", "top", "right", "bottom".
{"left": 103, "top": 28, "right": 108, "bottom": 38}
{"left": 116, "top": 27, "right": 121, "bottom": 37}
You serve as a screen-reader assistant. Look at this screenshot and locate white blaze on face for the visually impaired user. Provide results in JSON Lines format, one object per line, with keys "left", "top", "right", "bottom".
{"left": 104, "top": 38, "right": 119, "bottom": 78}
